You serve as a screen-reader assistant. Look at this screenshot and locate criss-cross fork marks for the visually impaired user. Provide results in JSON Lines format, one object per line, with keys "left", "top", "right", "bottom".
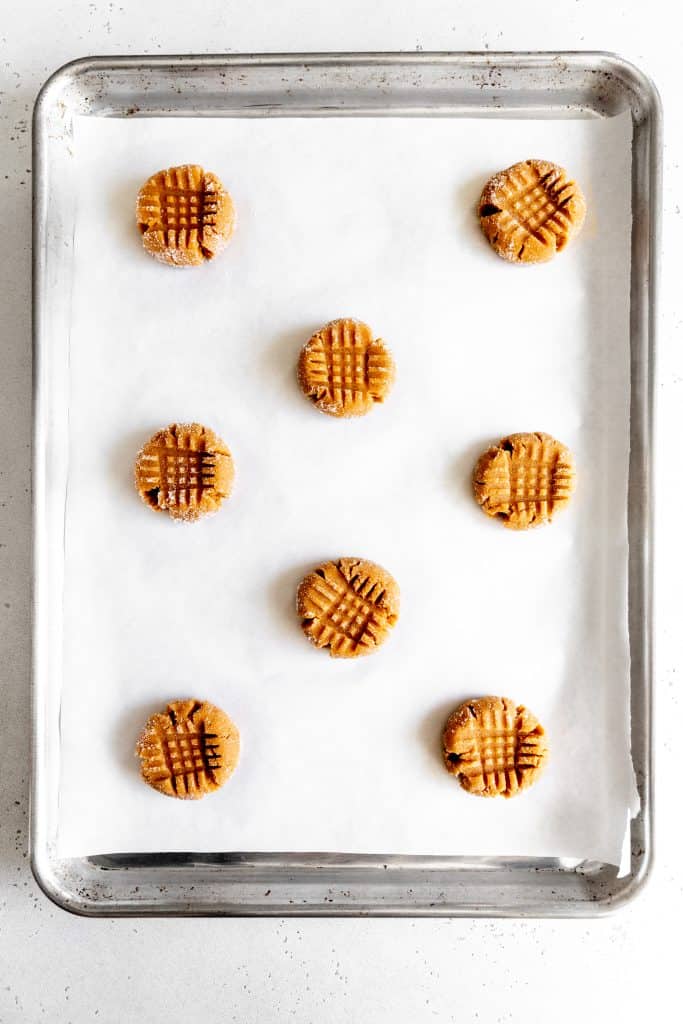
{"left": 493, "top": 166, "right": 576, "bottom": 248}
{"left": 138, "top": 447, "right": 217, "bottom": 509}
{"left": 455, "top": 729, "right": 543, "bottom": 796}
{"left": 157, "top": 189, "right": 206, "bottom": 232}
{"left": 448, "top": 704, "right": 545, "bottom": 797}
{"left": 140, "top": 167, "right": 218, "bottom": 246}
{"left": 302, "top": 320, "right": 393, "bottom": 414}
{"left": 145, "top": 727, "right": 222, "bottom": 798}
{"left": 302, "top": 568, "right": 387, "bottom": 655}
{"left": 496, "top": 457, "right": 572, "bottom": 508}
{"left": 476, "top": 434, "right": 575, "bottom": 527}
{"left": 510, "top": 458, "right": 555, "bottom": 503}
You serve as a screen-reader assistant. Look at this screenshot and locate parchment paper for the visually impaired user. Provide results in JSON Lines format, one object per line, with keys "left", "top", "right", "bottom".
{"left": 57, "top": 111, "right": 636, "bottom": 866}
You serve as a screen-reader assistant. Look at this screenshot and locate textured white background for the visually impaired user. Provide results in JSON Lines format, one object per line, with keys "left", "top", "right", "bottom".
{"left": 0, "top": 2, "right": 680, "bottom": 1021}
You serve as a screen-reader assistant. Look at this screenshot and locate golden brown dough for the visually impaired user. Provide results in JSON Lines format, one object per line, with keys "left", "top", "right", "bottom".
{"left": 296, "top": 557, "right": 400, "bottom": 658}
{"left": 136, "top": 699, "right": 240, "bottom": 799}
{"left": 297, "top": 318, "right": 395, "bottom": 417}
{"left": 136, "top": 164, "right": 235, "bottom": 266}
{"left": 478, "top": 159, "right": 586, "bottom": 264}
{"left": 442, "top": 696, "right": 548, "bottom": 798}
{"left": 135, "top": 422, "right": 234, "bottom": 522}
{"left": 473, "top": 431, "right": 576, "bottom": 530}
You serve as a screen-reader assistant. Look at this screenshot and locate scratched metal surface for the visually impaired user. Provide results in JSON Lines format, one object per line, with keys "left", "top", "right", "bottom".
{"left": 30, "top": 52, "right": 660, "bottom": 918}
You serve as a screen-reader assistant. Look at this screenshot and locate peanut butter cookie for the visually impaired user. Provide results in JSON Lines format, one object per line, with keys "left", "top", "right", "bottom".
{"left": 296, "top": 557, "right": 400, "bottom": 658}
{"left": 473, "top": 431, "right": 576, "bottom": 530}
{"left": 297, "top": 318, "right": 395, "bottom": 417}
{"left": 478, "top": 159, "right": 586, "bottom": 263}
{"left": 442, "top": 696, "right": 548, "bottom": 798}
{"left": 135, "top": 422, "right": 234, "bottom": 522}
{"left": 136, "top": 698, "right": 240, "bottom": 799}
{"left": 136, "top": 164, "right": 235, "bottom": 266}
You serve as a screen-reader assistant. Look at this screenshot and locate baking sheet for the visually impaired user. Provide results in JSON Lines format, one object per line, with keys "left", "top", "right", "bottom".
{"left": 57, "top": 111, "right": 636, "bottom": 866}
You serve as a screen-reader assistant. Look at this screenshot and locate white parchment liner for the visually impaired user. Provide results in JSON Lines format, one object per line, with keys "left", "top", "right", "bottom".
{"left": 57, "top": 112, "right": 636, "bottom": 866}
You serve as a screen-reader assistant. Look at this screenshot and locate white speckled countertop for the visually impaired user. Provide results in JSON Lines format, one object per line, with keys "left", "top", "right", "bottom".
{"left": 1, "top": 2, "right": 679, "bottom": 1021}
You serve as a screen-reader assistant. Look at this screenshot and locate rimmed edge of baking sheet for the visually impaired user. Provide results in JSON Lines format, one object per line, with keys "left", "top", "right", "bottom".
{"left": 31, "top": 51, "right": 660, "bottom": 917}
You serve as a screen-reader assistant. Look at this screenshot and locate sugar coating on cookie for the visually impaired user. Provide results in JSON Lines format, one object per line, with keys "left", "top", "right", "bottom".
{"left": 136, "top": 164, "right": 235, "bottom": 266}
{"left": 296, "top": 557, "right": 400, "bottom": 658}
{"left": 473, "top": 431, "right": 576, "bottom": 530}
{"left": 478, "top": 159, "right": 586, "bottom": 264}
{"left": 442, "top": 696, "right": 548, "bottom": 798}
{"left": 297, "top": 318, "right": 395, "bottom": 418}
{"left": 135, "top": 422, "right": 234, "bottom": 522}
{"left": 136, "top": 698, "right": 240, "bottom": 799}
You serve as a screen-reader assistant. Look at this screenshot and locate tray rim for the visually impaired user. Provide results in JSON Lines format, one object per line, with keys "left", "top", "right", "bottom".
{"left": 31, "top": 50, "right": 661, "bottom": 918}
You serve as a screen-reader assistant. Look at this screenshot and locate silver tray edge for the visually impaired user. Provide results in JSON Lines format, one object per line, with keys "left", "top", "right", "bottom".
{"left": 31, "top": 51, "right": 661, "bottom": 917}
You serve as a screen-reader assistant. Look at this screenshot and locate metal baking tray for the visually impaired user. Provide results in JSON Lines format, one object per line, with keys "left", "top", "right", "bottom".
{"left": 31, "top": 52, "right": 660, "bottom": 917}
